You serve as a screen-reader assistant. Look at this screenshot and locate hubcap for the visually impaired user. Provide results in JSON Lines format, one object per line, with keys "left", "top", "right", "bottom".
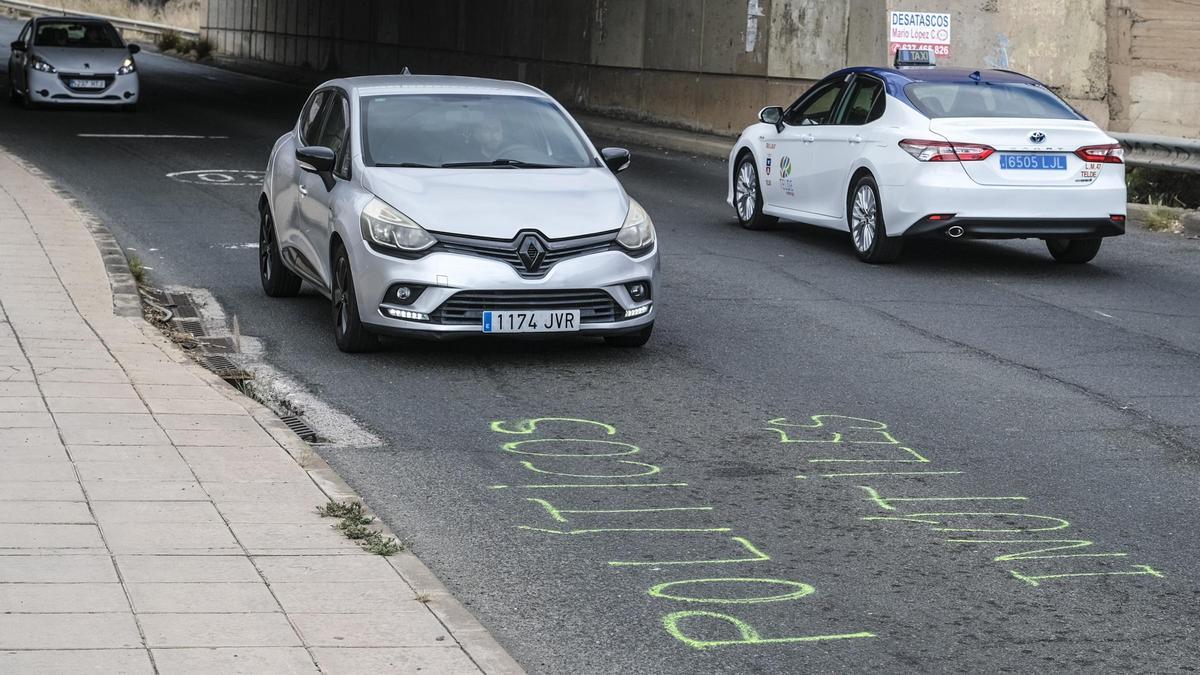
{"left": 333, "top": 258, "right": 349, "bottom": 335}
{"left": 735, "top": 161, "right": 758, "bottom": 222}
{"left": 851, "top": 185, "right": 877, "bottom": 252}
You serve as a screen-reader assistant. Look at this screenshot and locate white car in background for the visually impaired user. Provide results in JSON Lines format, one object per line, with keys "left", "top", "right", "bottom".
{"left": 8, "top": 16, "right": 140, "bottom": 109}
{"left": 728, "top": 66, "right": 1126, "bottom": 263}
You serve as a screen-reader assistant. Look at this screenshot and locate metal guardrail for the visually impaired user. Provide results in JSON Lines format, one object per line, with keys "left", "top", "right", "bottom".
{"left": 1112, "top": 132, "right": 1200, "bottom": 173}
{"left": 0, "top": 0, "right": 198, "bottom": 40}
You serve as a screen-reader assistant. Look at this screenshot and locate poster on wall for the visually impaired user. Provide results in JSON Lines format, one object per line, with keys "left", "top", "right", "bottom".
{"left": 889, "top": 11, "right": 952, "bottom": 60}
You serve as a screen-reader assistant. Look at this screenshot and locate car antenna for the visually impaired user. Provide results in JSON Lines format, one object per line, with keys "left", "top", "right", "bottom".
{"left": 969, "top": 70, "right": 982, "bottom": 82}
{"left": 401, "top": 66, "right": 412, "bottom": 75}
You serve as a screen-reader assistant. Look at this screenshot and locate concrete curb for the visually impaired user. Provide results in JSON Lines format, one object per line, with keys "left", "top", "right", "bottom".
{"left": 10, "top": 148, "right": 525, "bottom": 674}
{"left": 1127, "top": 202, "right": 1200, "bottom": 237}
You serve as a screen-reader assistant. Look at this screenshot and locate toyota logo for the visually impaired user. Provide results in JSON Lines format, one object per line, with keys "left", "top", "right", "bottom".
{"left": 517, "top": 234, "right": 547, "bottom": 273}
{"left": 1029, "top": 131, "right": 1046, "bottom": 144}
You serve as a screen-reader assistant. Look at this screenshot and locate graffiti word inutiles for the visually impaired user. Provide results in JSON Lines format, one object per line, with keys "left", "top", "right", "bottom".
{"left": 766, "top": 415, "right": 1163, "bottom": 587}
{"left": 490, "top": 417, "right": 874, "bottom": 650}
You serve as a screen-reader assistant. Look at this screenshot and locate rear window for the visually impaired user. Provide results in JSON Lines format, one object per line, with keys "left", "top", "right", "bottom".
{"left": 905, "top": 82, "right": 1082, "bottom": 120}
{"left": 34, "top": 21, "right": 123, "bottom": 48}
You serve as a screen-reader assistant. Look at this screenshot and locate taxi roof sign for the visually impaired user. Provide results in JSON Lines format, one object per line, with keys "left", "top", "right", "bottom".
{"left": 894, "top": 49, "right": 936, "bottom": 69}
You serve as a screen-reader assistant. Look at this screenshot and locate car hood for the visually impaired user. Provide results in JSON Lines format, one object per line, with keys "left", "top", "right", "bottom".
{"left": 31, "top": 47, "right": 129, "bottom": 73}
{"left": 360, "top": 167, "right": 630, "bottom": 240}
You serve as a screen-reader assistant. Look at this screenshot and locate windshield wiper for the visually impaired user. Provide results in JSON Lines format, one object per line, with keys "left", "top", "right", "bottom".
{"left": 440, "top": 159, "right": 568, "bottom": 169}
{"left": 376, "top": 162, "right": 436, "bottom": 168}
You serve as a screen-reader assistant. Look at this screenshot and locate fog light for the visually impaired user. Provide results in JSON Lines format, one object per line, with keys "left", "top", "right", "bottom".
{"left": 625, "top": 304, "right": 651, "bottom": 319}
{"left": 383, "top": 283, "right": 424, "bottom": 306}
{"left": 395, "top": 286, "right": 411, "bottom": 301}
{"left": 384, "top": 307, "right": 428, "bottom": 321}
{"left": 624, "top": 281, "right": 651, "bottom": 302}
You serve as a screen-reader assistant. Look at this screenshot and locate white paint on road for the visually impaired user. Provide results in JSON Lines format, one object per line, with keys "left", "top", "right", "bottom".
{"left": 78, "top": 134, "right": 230, "bottom": 139}
{"left": 1094, "top": 310, "right": 1115, "bottom": 318}
{"left": 166, "top": 169, "right": 264, "bottom": 186}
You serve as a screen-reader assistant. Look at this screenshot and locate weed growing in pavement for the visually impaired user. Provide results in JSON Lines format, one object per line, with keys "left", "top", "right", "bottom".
{"left": 413, "top": 592, "right": 432, "bottom": 604}
{"left": 193, "top": 38, "right": 214, "bottom": 60}
{"left": 317, "top": 499, "right": 404, "bottom": 556}
{"left": 157, "top": 31, "right": 182, "bottom": 52}
{"left": 127, "top": 254, "right": 145, "bottom": 284}
{"left": 1145, "top": 206, "right": 1183, "bottom": 233}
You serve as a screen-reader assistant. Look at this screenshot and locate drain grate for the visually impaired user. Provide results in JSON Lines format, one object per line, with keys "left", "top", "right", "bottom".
{"left": 174, "top": 318, "right": 206, "bottom": 338}
{"left": 280, "top": 414, "right": 318, "bottom": 442}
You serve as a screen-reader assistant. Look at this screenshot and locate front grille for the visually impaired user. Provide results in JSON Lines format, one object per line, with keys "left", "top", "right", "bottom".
{"left": 431, "top": 230, "right": 618, "bottom": 278}
{"left": 429, "top": 289, "right": 620, "bottom": 326}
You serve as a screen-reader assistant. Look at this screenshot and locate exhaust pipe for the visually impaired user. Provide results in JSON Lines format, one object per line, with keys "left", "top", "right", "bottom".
{"left": 946, "top": 225, "right": 965, "bottom": 239}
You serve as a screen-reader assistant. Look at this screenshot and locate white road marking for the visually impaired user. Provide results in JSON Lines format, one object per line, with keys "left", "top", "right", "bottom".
{"left": 1094, "top": 310, "right": 1115, "bottom": 318}
{"left": 166, "top": 169, "right": 264, "bottom": 186}
{"left": 78, "top": 133, "right": 229, "bottom": 139}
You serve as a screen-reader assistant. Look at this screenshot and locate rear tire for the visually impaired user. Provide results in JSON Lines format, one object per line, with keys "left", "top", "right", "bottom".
{"left": 733, "top": 154, "right": 778, "bottom": 230}
{"left": 259, "top": 207, "right": 303, "bottom": 297}
{"left": 848, "top": 175, "right": 903, "bottom": 264}
{"left": 1046, "top": 238, "right": 1102, "bottom": 264}
{"left": 331, "top": 243, "right": 379, "bottom": 353}
{"left": 605, "top": 323, "right": 653, "bottom": 348}
{"left": 8, "top": 83, "right": 20, "bottom": 105}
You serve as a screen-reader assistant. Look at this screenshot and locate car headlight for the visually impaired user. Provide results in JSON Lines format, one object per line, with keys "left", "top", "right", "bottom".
{"left": 616, "top": 199, "right": 655, "bottom": 251}
{"left": 30, "top": 55, "right": 56, "bottom": 73}
{"left": 117, "top": 57, "right": 136, "bottom": 75}
{"left": 360, "top": 197, "right": 436, "bottom": 252}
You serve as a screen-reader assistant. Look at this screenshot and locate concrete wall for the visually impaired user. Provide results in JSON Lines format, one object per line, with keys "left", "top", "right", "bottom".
{"left": 200, "top": 0, "right": 1200, "bottom": 139}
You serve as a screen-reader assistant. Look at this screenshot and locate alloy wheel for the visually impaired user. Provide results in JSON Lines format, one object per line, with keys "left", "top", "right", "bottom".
{"left": 259, "top": 217, "right": 273, "bottom": 283}
{"left": 851, "top": 185, "right": 877, "bottom": 252}
{"left": 735, "top": 161, "right": 758, "bottom": 223}
{"left": 333, "top": 258, "right": 350, "bottom": 336}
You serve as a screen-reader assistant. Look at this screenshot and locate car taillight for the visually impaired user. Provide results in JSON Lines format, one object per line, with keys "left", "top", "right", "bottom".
{"left": 899, "top": 139, "right": 995, "bottom": 162}
{"left": 1075, "top": 143, "right": 1124, "bottom": 164}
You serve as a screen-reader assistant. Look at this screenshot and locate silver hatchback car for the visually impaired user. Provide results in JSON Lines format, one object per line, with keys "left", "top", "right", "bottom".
{"left": 259, "top": 75, "right": 658, "bottom": 351}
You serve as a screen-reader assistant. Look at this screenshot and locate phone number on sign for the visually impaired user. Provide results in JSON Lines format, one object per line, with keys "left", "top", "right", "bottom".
{"left": 890, "top": 42, "right": 950, "bottom": 57}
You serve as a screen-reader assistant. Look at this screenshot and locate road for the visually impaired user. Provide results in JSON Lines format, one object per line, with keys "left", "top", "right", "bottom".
{"left": 3, "top": 18, "right": 1199, "bottom": 673}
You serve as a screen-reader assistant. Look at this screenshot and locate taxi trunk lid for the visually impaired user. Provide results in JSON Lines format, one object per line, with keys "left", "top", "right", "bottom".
{"left": 929, "top": 117, "right": 1116, "bottom": 187}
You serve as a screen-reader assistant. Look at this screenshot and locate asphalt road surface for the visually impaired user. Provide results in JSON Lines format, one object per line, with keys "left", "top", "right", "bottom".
{"left": 3, "top": 19, "right": 1199, "bottom": 673}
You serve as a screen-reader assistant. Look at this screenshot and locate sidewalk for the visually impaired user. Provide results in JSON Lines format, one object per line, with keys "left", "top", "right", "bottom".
{"left": 0, "top": 151, "right": 522, "bottom": 673}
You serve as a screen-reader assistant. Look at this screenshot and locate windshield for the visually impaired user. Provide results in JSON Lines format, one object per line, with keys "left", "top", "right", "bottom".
{"left": 361, "top": 94, "right": 595, "bottom": 169}
{"left": 34, "top": 21, "right": 124, "bottom": 49}
{"left": 905, "top": 82, "right": 1082, "bottom": 120}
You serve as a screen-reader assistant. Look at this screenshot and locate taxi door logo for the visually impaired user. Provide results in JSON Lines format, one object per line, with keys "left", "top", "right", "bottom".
{"left": 765, "top": 157, "right": 772, "bottom": 176}
{"left": 779, "top": 156, "right": 795, "bottom": 196}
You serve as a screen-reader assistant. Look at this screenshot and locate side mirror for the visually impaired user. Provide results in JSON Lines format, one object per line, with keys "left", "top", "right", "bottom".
{"left": 600, "top": 147, "right": 631, "bottom": 174}
{"left": 128, "top": 43, "right": 141, "bottom": 54}
{"left": 759, "top": 106, "right": 784, "bottom": 132}
{"left": 296, "top": 146, "right": 337, "bottom": 190}
{"left": 10, "top": 40, "right": 24, "bottom": 52}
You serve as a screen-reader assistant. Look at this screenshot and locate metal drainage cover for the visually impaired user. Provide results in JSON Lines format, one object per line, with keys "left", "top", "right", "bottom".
{"left": 174, "top": 318, "right": 207, "bottom": 338}
{"left": 280, "top": 415, "right": 318, "bottom": 442}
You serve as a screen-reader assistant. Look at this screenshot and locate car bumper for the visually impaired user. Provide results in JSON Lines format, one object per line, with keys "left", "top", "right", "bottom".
{"left": 26, "top": 69, "right": 138, "bottom": 105}
{"left": 880, "top": 162, "right": 1127, "bottom": 239}
{"left": 352, "top": 242, "right": 659, "bottom": 338}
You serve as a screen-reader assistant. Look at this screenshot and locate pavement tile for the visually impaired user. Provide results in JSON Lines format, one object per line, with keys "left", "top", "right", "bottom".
{"left": 0, "top": 649, "right": 154, "bottom": 674}
{"left": 100, "top": 522, "right": 241, "bottom": 554}
{"left": 0, "top": 481, "right": 86, "bottom": 501}
{"left": 204, "top": 481, "right": 329, "bottom": 504}
{"left": 0, "top": 554, "right": 118, "bottom": 581}
{"left": 75, "top": 459, "right": 195, "bottom": 482}
{"left": 268, "top": 582, "right": 418, "bottom": 614}
{"left": 116, "top": 555, "right": 263, "bottom": 583}
{"left": 92, "top": 501, "right": 223, "bottom": 524}
{"left": 0, "top": 613, "right": 143, "bottom": 649}
{"left": 83, "top": 480, "right": 207, "bottom": 501}
{"left": 67, "top": 444, "right": 181, "bottom": 462}
{"left": 0, "top": 411, "right": 55, "bottom": 427}
{"left": 229, "top": 523, "right": 354, "bottom": 553}
{"left": 140, "top": 612, "right": 302, "bottom": 647}
{"left": 46, "top": 397, "right": 150, "bottom": 414}
{"left": 0, "top": 523, "right": 105, "bottom": 550}
{"left": 0, "top": 501, "right": 92, "bottom": 523}
{"left": 149, "top": 647, "right": 317, "bottom": 674}
{"left": 0, "top": 382, "right": 39, "bottom": 397}
{"left": 0, "top": 427, "right": 62, "bottom": 447}
{"left": 155, "top": 414, "right": 266, "bottom": 432}
{"left": 0, "top": 460, "right": 78, "bottom": 482}
{"left": 254, "top": 555, "right": 404, "bottom": 584}
{"left": 187, "top": 460, "right": 310, "bottom": 483}
{"left": 53, "top": 412, "right": 162, "bottom": 429}
{"left": 0, "top": 445, "right": 70, "bottom": 462}
{"left": 178, "top": 445, "right": 294, "bottom": 463}
{"left": 146, "top": 398, "right": 250, "bottom": 415}
{"left": 61, "top": 426, "right": 171, "bottom": 446}
{"left": 38, "top": 381, "right": 139, "bottom": 398}
{"left": 311, "top": 647, "right": 480, "bottom": 674}
{"left": 34, "top": 368, "right": 128, "bottom": 383}
{"left": 0, "top": 396, "right": 45, "bottom": 411}
{"left": 291, "top": 612, "right": 450, "bottom": 647}
{"left": 128, "top": 582, "right": 279, "bottom": 613}
{"left": 0, "top": 582, "right": 129, "bottom": 612}
{"left": 126, "top": 369, "right": 208, "bottom": 386}
{"left": 218, "top": 500, "right": 329, "bottom": 524}
{"left": 167, "top": 428, "right": 279, "bottom": 447}
{"left": 134, "top": 384, "right": 223, "bottom": 400}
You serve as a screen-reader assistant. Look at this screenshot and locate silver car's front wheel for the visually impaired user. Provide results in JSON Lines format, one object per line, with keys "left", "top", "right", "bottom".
{"left": 733, "top": 154, "right": 777, "bottom": 230}
{"left": 847, "top": 175, "right": 902, "bottom": 264}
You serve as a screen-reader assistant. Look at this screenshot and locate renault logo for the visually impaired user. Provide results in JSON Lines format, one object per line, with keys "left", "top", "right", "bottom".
{"left": 517, "top": 234, "right": 547, "bottom": 273}
{"left": 1029, "top": 131, "right": 1046, "bottom": 144}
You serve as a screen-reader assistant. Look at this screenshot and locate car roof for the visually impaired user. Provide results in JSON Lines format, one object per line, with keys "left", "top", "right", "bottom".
{"left": 322, "top": 74, "right": 549, "bottom": 99}
{"left": 835, "top": 65, "right": 1043, "bottom": 89}
{"left": 34, "top": 15, "right": 113, "bottom": 25}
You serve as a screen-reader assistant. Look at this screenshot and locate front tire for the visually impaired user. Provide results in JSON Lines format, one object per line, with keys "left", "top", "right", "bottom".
{"left": 1045, "top": 238, "right": 1102, "bottom": 264}
{"left": 733, "top": 154, "right": 777, "bottom": 230}
{"left": 259, "top": 207, "right": 303, "bottom": 297}
{"left": 848, "top": 175, "right": 903, "bottom": 264}
{"left": 604, "top": 323, "right": 653, "bottom": 348}
{"left": 331, "top": 243, "right": 378, "bottom": 353}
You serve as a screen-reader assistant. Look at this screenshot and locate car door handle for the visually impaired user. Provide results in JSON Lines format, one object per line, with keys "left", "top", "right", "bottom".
{"left": 849, "top": 135, "right": 863, "bottom": 144}
{"left": 298, "top": 185, "right": 308, "bottom": 197}
{"left": 801, "top": 134, "right": 815, "bottom": 144}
